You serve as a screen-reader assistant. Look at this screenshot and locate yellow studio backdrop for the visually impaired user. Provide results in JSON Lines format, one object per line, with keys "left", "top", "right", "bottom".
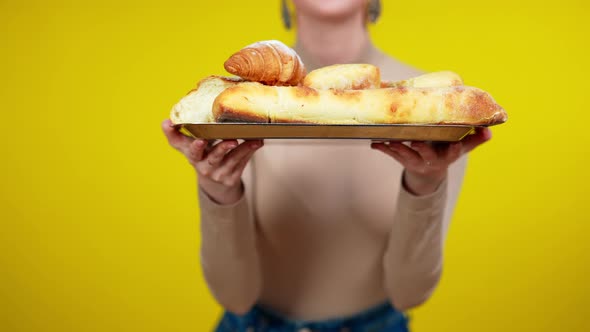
{"left": 1, "top": 0, "right": 589, "bottom": 331}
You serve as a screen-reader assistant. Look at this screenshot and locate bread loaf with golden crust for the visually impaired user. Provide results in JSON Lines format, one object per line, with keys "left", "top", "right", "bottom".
{"left": 303, "top": 67, "right": 463, "bottom": 91}
{"left": 169, "top": 75, "right": 243, "bottom": 125}
{"left": 303, "top": 64, "right": 381, "bottom": 90}
{"left": 212, "top": 82, "right": 507, "bottom": 126}
{"left": 381, "top": 71, "right": 463, "bottom": 88}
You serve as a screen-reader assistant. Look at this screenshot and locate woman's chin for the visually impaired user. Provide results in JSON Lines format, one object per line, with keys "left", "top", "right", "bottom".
{"left": 294, "top": 0, "right": 365, "bottom": 20}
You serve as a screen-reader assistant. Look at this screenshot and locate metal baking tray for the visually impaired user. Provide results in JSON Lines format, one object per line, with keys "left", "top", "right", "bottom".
{"left": 178, "top": 123, "right": 479, "bottom": 141}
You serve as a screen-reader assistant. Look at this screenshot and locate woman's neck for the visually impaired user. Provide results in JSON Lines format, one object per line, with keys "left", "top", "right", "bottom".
{"left": 293, "top": 12, "right": 374, "bottom": 70}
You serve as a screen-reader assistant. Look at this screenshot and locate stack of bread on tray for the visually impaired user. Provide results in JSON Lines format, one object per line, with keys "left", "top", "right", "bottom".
{"left": 170, "top": 40, "right": 507, "bottom": 126}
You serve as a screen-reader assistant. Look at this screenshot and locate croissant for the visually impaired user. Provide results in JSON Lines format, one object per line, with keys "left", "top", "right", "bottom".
{"left": 224, "top": 40, "right": 307, "bottom": 86}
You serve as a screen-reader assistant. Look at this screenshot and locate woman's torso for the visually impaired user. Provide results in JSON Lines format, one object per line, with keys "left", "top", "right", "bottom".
{"left": 244, "top": 48, "right": 423, "bottom": 320}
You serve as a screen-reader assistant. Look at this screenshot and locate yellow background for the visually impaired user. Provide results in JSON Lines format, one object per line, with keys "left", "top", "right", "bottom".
{"left": 1, "top": 0, "right": 589, "bottom": 331}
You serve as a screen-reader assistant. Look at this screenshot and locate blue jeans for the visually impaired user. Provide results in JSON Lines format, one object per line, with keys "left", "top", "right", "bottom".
{"left": 214, "top": 301, "right": 409, "bottom": 332}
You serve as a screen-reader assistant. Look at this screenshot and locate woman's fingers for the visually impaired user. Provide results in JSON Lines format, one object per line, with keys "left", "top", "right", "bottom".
{"left": 198, "top": 140, "right": 263, "bottom": 188}
{"left": 445, "top": 142, "right": 462, "bottom": 164}
{"left": 162, "top": 119, "right": 263, "bottom": 196}
{"left": 232, "top": 145, "right": 262, "bottom": 179}
{"left": 187, "top": 139, "right": 208, "bottom": 163}
{"left": 197, "top": 140, "right": 238, "bottom": 176}
{"left": 223, "top": 140, "right": 263, "bottom": 171}
{"left": 410, "top": 141, "right": 438, "bottom": 164}
{"left": 206, "top": 140, "right": 239, "bottom": 165}
{"left": 372, "top": 141, "right": 426, "bottom": 170}
{"left": 372, "top": 143, "right": 405, "bottom": 163}
{"left": 161, "top": 119, "right": 193, "bottom": 153}
{"left": 161, "top": 119, "right": 210, "bottom": 162}
{"left": 461, "top": 127, "right": 492, "bottom": 154}
{"left": 228, "top": 147, "right": 259, "bottom": 185}
{"left": 371, "top": 128, "right": 493, "bottom": 188}
{"left": 388, "top": 142, "right": 423, "bottom": 167}
{"left": 207, "top": 140, "right": 262, "bottom": 183}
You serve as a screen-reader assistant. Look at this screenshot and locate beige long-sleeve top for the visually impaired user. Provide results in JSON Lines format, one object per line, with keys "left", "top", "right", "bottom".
{"left": 197, "top": 44, "right": 468, "bottom": 320}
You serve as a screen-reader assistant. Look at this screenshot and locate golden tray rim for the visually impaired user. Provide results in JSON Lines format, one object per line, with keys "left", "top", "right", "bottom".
{"left": 175, "top": 122, "right": 490, "bottom": 142}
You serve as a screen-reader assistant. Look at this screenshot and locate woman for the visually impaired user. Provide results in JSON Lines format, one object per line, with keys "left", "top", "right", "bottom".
{"left": 162, "top": 0, "right": 491, "bottom": 331}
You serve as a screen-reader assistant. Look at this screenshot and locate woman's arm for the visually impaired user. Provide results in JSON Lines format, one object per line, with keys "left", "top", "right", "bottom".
{"left": 372, "top": 128, "right": 491, "bottom": 310}
{"left": 162, "top": 119, "right": 263, "bottom": 314}
{"left": 382, "top": 158, "right": 464, "bottom": 311}
{"left": 198, "top": 172, "right": 262, "bottom": 315}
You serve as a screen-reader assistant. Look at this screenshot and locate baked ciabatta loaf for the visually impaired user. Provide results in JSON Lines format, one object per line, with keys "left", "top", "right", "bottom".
{"left": 224, "top": 40, "right": 306, "bottom": 86}
{"left": 212, "top": 82, "right": 507, "bottom": 126}
{"left": 381, "top": 71, "right": 463, "bottom": 88}
{"left": 169, "top": 76, "right": 243, "bottom": 124}
{"left": 303, "top": 67, "right": 463, "bottom": 90}
{"left": 303, "top": 64, "right": 381, "bottom": 90}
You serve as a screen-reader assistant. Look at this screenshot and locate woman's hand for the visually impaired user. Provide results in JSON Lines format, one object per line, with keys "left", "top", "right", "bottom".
{"left": 161, "top": 119, "right": 263, "bottom": 205}
{"left": 371, "top": 127, "right": 492, "bottom": 196}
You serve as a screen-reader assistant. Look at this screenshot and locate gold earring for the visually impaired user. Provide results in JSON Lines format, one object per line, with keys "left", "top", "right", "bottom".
{"left": 367, "top": 0, "right": 381, "bottom": 24}
{"left": 281, "top": 0, "right": 292, "bottom": 30}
